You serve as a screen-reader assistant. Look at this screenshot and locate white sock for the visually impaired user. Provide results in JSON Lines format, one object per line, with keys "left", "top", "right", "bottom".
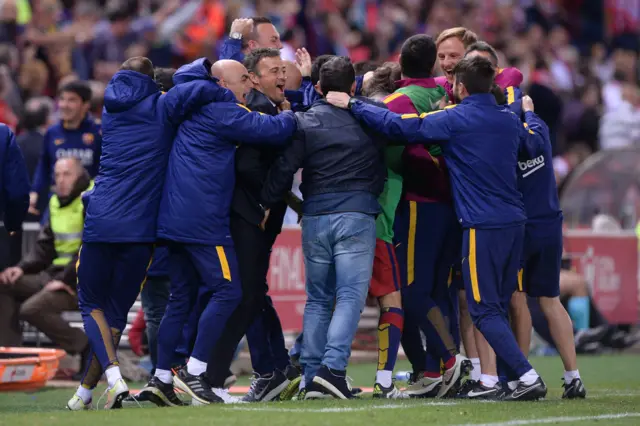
{"left": 186, "top": 357, "right": 207, "bottom": 376}
{"left": 375, "top": 370, "right": 393, "bottom": 388}
{"left": 299, "top": 376, "right": 306, "bottom": 390}
{"left": 76, "top": 385, "right": 92, "bottom": 404}
{"left": 480, "top": 374, "right": 498, "bottom": 388}
{"left": 507, "top": 380, "right": 519, "bottom": 391}
{"left": 105, "top": 366, "right": 122, "bottom": 388}
{"left": 519, "top": 368, "right": 540, "bottom": 386}
{"left": 470, "top": 358, "right": 481, "bottom": 381}
{"left": 154, "top": 368, "right": 173, "bottom": 385}
{"left": 564, "top": 370, "right": 580, "bottom": 383}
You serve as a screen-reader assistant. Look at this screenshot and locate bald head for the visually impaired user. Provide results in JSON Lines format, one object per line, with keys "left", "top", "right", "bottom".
{"left": 283, "top": 61, "right": 302, "bottom": 91}
{"left": 211, "top": 60, "right": 252, "bottom": 104}
{"left": 54, "top": 157, "right": 84, "bottom": 198}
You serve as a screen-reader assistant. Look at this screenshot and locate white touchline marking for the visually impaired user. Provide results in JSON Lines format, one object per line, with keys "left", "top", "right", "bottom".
{"left": 454, "top": 412, "right": 640, "bottom": 426}
{"left": 223, "top": 401, "right": 458, "bottom": 413}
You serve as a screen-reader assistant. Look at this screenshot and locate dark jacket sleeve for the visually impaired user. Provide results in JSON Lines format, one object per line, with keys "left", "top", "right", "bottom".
{"left": 18, "top": 223, "right": 56, "bottom": 274}
{"left": 2, "top": 127, "right": 30, "bottom": 232}
{"left": 211, "top": 105, "right": 296, "bottom": 146}
{"left": 519, "top": 111, "right": 549, "bottom": 156}
{"left": 261, "top": 129, "right": 305, "bottom": 209}
{"left": 219, "top": 38, "right": 244, "bottom": 62}
{"left": 162, "top": 80, "right": 231, "bottom": 126}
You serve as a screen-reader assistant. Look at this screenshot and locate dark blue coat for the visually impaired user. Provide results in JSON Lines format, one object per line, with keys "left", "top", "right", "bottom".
{"left": 83, "top": 62, "right": 229, "bottom": 243}
{"left": 0, "top": 125, "right": 30, "bottom": 232}
{"left": 156, "top": 60, "right": 297, "bottom": 245}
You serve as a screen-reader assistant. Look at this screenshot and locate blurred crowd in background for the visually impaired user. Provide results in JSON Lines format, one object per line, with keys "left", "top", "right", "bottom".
{"left": 0, "top": 0, "right": 638, "bottom": 207}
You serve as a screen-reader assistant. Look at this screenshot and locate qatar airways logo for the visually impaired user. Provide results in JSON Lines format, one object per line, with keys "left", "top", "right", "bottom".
{"left": 518, "top": 155, "right": 545, "bottom": 178}
{"left": 56, "top": 148, "right": 94, "bottom": 166}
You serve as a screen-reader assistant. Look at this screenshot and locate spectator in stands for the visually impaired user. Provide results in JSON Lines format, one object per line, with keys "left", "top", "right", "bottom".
{"left": 599, "top": 82, "right": 640, "bottom": 150}
{"left": 17, "top": 97, "right": 54, "bottom": 222}
{"left": 0, "top": 157, "right": 91, "bottom": 376}
{"left": 28, "top": 80, "right": 101, "bottom": 216}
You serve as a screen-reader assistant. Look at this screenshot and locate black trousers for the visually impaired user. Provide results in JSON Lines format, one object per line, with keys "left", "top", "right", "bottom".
{"left": 206, "top": 215, "right": 278, "bottom": 386}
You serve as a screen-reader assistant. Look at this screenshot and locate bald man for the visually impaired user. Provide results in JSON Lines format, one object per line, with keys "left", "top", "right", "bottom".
{"left": 149, "top": 58, "right": 297, "bottom": 406}
{"left": 210, "top": 59, "right": 253, "bottom": 105}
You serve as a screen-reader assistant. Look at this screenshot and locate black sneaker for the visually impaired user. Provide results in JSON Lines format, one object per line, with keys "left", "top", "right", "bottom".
{"left": 504, "top": 377, "right": 547, "bottom": 401}
{"left": 562, "top": 378, "right": 586, "bottom": 399}
{"left": 242, "top": 370, "right": 290, "bottom": 402}
{"left": 280, "top": 365, "right": 302, "bottom": 401}
{"left": 311, "top": 366, "right": 354, "bottom": 400}
{"left": 139, "top": 376, "right": 186, "bottom": 407}
{"left": 173, "top": 368, "right": 223, "bottom": 405}
{"left": 303, "top": 381, "right": 336, "bottom": 400}
{"left": 123, "top": 392, "right": 150, "bottom": 404}
{"left": 456, "top": 380, "right": 505, "bottom": 400}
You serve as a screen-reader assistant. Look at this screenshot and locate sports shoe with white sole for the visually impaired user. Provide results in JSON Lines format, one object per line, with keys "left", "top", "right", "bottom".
{"left": 504, "top": 377, "right": 547, "bottom": 401}
{"left": 104, "top": 378, "right": 129, "bottom": 409}
{"left": 174, "top": 368, "right": 223, "bottom": 405}
{"left": 139, "top": 376, "right": 186, "bottom": 407}
{"left": 437, "top": 355, "right": 472, "bottom": 398}
{"left": 67, "top": 394, "right": 91, "bottom": 411}
{"left": 372, "top": 381, "right": 410, "bottom": 399}
{"left": 403, "top": 374, "right": 442, "bottom": 398}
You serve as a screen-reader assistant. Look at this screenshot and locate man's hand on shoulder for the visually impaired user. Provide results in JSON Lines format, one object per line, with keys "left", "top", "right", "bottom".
{"left": 279, "top": 99, "right": 291, "bottom": 112}
{"left": 522, "top": 95, "right": 534, "bottom": 113}
{"left": 326, "top": 92, "right": 351, "bottom": 109}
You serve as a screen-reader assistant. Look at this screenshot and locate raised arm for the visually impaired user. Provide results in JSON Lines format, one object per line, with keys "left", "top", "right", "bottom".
{"left": 518, "top": 96, "right": 549, "bottom": 157}
{"left": 208, "top": 104, "right": 296, "bottom": 146}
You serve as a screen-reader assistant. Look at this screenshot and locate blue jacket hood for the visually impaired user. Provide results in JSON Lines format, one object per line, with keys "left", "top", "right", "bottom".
{"left": 173, "top": 58, "right": 214, "bottom": 85}
{"left": 104, "top": 70, "right": 159, "bottom": 113}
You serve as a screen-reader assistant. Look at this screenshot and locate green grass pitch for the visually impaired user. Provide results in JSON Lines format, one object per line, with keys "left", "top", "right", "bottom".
{"left": 1, "top": 355, "right": 639, "bottom": 426}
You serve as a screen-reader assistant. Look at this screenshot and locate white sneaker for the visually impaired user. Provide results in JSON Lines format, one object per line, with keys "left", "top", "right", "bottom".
{"left": 67, "top": 394, "right": 91, "bottom": 411}
{"left": 212, "top": 387, "right": 245, "bottom": 404}
{"left": 403, "top": 375, "right": 442, "bottom": 398}
{"left": 437, "top": 354, "right": 472, "bottom": 398}
{"left": 104, "top": 378, "right": 129, "bottom": 409}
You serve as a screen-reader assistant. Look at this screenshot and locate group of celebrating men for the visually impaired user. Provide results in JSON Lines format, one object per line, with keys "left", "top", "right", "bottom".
{"left": 51, "top": 17, "right": 589, "bottom": 409}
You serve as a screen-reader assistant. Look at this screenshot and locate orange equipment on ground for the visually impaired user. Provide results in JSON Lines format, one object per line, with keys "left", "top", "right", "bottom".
{"left": 0, "top": 347, "right": 66, "bottom": 392}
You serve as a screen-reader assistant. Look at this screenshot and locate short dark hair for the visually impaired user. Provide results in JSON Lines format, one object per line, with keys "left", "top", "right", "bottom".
{"left": 58, "top": 80, "right": 92, "bottom": 103}
{"left": 311, "top": 55, "right": 335, "bottom": 85}
{"left": 244, "top": 48, "right": 281, "bottom": 74}
{"left": 354, "top": 61, "right": 378, "bottom": 77}
{"left": 120, "top": 56, "right": 154, "bottom": 79}
{"left": 466, "top": 41, "right": 499, "bottom": 66}
{"left": 21, "top": 98, "right": 52, "bottom": 130}
{"left": 319, "top": 56, "right": 355, "bottom": 95}
{"left": 242, "top": 16, "right": 274, "bottom": 48}
{"left": 400, "top": 34, "right": 437, "bottom": 78}
{"left": 154, "top": 67, "right": 177, "bottom": 91}
{"left": 365, "top": 62, "right": 401, "bottom": 98}
{"left": 453, "top": 56, "right": 495, "bottom": 95}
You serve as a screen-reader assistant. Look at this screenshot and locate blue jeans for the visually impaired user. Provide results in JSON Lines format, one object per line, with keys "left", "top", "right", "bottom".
{"left": 141, "top": 276, "right": 171, "bottom": 373}
{"left": 300, "top": 212, "right": 376, "bottom": 384}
